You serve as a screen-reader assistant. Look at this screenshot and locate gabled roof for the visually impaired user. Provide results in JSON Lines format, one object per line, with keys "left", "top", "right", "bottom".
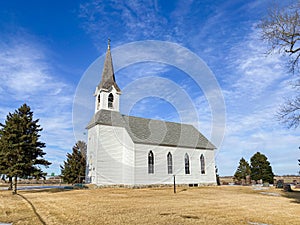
{"left": 97, "top": 43, "right": 121, "bottom": 92}
{"left": 87, "top": 109, "right": 125, "bottom": 128}
{"left": 87, "top": 109, "right": 216, "bottom": 150}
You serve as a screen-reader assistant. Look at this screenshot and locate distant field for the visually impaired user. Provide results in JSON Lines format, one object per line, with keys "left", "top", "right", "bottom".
{"left": 0, "top": 186, "right": 299, "bottom": 225}
{"left": 219, "top": 175, "right": 300, "bottom": 184}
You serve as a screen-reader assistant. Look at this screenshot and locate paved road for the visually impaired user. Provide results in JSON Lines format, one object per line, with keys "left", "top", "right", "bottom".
{"left": 0, "top": 185, "right": 71, "bottom": 191}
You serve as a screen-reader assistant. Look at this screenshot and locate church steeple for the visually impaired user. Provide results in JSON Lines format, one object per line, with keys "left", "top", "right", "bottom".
{"left": 97, "top": 39, "right": 121, "bottom": 93}
{"left": 94, "top": 40, "right": 121, "bottom": 113}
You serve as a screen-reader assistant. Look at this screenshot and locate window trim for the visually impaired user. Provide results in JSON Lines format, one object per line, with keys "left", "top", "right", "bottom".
{"left": 167, "top": 152, "right": 173, "bottom": 174}
{"left": 148, "top": 151, "right": 154, "bottom": 174}
{"left": 185, "top": 153, "right": 190, "bottom": 174}
{"left": 200, "top": 154, "right": 205, "bottom": 174}
{"left": 97, "top": 94, "right": 101, "bottom": 109}
{"left": 108, "top": 93, "right": 114, "bottom": 109}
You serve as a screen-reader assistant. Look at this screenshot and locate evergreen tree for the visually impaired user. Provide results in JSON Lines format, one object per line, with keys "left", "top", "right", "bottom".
{"left": 60, "top": 141, "right": 86, "bottom": 184}
{"left": 250, "top": 152, "right": 274, "bottom": 184}
{"left": 234, "top": 157, "right": 251, "bottom": 181}
{"left": 76, "top": 140, "right": 87, "bottom": 160}
{"left": 0, "top": 104, "right": 51, "bottom": 194}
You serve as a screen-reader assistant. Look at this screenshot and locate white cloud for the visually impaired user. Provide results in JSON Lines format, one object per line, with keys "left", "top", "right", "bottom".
{"left": 228, "top": 31, "right": 287, "bottom": 100}
{"left": 79, "top": 0, "right": 171, "bottom": 47}
{"left": 0, "top": 37, "right": 67, "bottom": 99}
{"left": 0, "top": 32, "right": 76, "bottom": 175}
{"left": 116, "top": 62, "right": 171, "bottom": 84}
{"left": 216, "top": 27, "right": 300, "bottom": 175}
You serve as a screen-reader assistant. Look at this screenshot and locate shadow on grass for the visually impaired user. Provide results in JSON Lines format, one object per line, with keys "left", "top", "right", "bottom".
{"left": 282, "top": 190, "right": 300, "bottom": 204}
{"left": 17, "top": 193, "right": 46, "bottom": 225}
{"left": 20, "top": 188, "right": 72, "bottom": 194}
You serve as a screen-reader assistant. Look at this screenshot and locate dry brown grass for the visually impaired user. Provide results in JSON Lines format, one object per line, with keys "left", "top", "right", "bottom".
{"left": 0, "top": 186, "right": 299, "bottom": 225}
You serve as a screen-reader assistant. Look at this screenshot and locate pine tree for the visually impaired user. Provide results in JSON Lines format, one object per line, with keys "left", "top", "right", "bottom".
{"left": 0, "top": 104, "right": 51, "bottom": 194}
{"left": 60, "top": 141, "right": 86, "bottom": 184}
{"left": 250, "top": 152, "right": 274, "bottom": 184}
{"left": 234, "top": 157, "right": 251, "bottom": 181}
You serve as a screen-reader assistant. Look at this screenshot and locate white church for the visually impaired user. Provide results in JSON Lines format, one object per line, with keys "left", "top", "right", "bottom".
{"left": 86, "top": 42, "right": 217, "bottom": 186}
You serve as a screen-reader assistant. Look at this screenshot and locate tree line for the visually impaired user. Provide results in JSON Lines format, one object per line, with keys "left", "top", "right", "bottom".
{"left": 234, "top": 152, "right": 274, "bottom": 184}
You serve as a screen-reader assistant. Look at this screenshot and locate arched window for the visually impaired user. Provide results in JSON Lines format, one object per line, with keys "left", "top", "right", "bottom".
{"left": 108, "top": 93, "right": 114, "bottom": 109}
{"left": 200, "top": 154, "right": 205, "bottom": 174}
{"left": 167, "top": 152, "right": 172, "bottom": 174}
{"left": 148, "top": 151, "right": 154, "bottom": 174}
{"left": 97, "top": 94, "right": 100, "bottom": 109}
{"left": 185, "top": 153, "right": 190, "bottom": 174}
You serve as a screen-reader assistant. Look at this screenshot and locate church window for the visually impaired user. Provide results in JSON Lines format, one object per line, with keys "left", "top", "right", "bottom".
{"left": 148, "top": 151, "right": 154, "bottom": 174}
{"left": 108, "top": 93, "right": 114, "bottom": 108}
{"left": 97, "top": 94, "right": 100, "bottom": 109}
{"left": 200, "top": 154, "right": 205, "bottom": 174}
{"left": 185, "top": 153, "right": 190, "bottom": 174}
{"left": 167, "top": 152, "right": 173, "bottom": 174}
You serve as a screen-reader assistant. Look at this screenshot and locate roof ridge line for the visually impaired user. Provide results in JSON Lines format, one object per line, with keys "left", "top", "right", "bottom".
{"left": 121, "top": 113, "right": 196, "bottom": 127}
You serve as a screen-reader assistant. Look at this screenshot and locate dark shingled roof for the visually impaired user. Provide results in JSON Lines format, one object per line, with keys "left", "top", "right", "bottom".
{"left": 87, "top": 109, "right": 216, "bottom": 150}
{"left": 87, "top": 109, "right": 125, "bottom": 128}
{"left": 98, "top": 46, "right": 121, "bottom": 92}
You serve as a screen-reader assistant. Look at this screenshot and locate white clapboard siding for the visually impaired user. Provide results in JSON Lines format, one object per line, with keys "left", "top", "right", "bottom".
{"left": 134, "top": 144, "right": 216, "bottom": 185}
{"left": 88, "top": 124, "right": 216, "bottom": 186}
{"left": 121, "top": 126, "right": 135, "bottom": 185}
{"left": 96, "top": 125, "right": 127, "bottom": 184}
{"left": 86, "top": 126, "right": 97, "bottom": 184}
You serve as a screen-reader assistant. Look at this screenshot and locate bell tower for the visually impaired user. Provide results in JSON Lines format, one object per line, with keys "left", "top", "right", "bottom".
{"left": 94, "top": 39, "right": 121, "bottom": 112}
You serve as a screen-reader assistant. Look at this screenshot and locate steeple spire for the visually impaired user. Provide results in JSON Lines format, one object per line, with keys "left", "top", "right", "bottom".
{"left": 98, "top": 39, "right": 121, "bottom": 92}
{"left": 107, "top": 38, "right": 111, "bottom": 50}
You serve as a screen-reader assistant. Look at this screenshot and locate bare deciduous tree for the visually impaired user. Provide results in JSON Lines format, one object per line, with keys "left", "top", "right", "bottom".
{"left": 259, "top": 3, "right": 300, "bottom": 73}
{"left": 277, "top": 95, "right": 300, "bottom": 128}
{"left": 259, "top": 2, "right": 300, "bottom": 128}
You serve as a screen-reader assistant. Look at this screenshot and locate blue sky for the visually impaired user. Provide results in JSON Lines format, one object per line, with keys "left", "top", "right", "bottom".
{"left": 0, "top": 0, "right": 299, "bottom": 176}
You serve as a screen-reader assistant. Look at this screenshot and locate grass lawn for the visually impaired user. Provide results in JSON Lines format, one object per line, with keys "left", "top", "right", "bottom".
{"left": 0, "top": 185, "right": 299, "bottom": 225}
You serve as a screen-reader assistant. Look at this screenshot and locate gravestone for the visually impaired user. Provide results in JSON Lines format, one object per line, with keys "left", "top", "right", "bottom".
{"left": 241, "top": 179, "right": 246, "bottom": 186}
{"left": 246, "top": 175, "right": 251, "bottom": 185}
{"left": 283, "top": 184, "right": 292, "bottom": 192}
{"left": 257, "top": 179, "right": 263, "bottom": 184}
{"left": 263, "top": 182, "right": 269, "bottom": 187}
{"left": 276, "top": 180, "right": 284, "bottom": 188}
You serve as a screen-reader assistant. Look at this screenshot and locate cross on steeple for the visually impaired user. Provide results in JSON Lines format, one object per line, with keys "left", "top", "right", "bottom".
{"left": 108, "top": 38, "right": 111, "bottom": 50}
